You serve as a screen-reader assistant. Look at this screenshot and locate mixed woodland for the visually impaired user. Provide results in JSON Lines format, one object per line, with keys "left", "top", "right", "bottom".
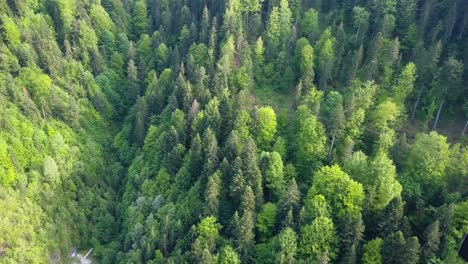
{"left": 0, "top": 0, "right": 467, "bottom": 263}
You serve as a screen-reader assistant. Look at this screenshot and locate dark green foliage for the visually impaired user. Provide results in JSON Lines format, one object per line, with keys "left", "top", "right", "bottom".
{"left": 382, "top": 231, "right": 420, "bottom": 264}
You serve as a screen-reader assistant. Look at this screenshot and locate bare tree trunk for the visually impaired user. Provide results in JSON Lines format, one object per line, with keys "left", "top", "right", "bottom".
{"left": 355, "top": 25, "right": 360, "bottom": 46}
{"left": 432, "top": 100, "right": 444, "bottom": 130}
{"left": 420, "top": 0, "right": 435, "bottom": 35}
{"left": 42, "top": 104, "right": 47, "bottom": 119}
{"left": 329, "top": 135, "right": 336, "bottom": 160}
{"left": 411, "top": 86, "right": 424, "bottom": 121}
{"left": 321, "top": 60, "right": 332, "bottom": 92}
{"left": 461, "top": 119, "right": 468, "bottom": 139}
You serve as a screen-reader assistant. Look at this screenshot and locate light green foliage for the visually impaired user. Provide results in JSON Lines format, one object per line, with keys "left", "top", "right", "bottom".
{"left": 196, "top": 216, "right": 222, "bottom": 248}
{"left": 266, "top": 7, "right": 281, "bottom": 52}
{"left": 254, "top": 227, "right": 298, "bottom": 263}
{"left": 256, "top": 203, "right": 277, "bottom": 241}
{"left": 188, "top": 43, "right": 209, "bottom": 67}
{"left": 294, "top": 106, "right": 327, "bottom": 176}
{"left": 0, "top": 139, "right": 16, "bottom": 186}
{"left": 322, "top": 91, "right": 345, "bottom": 138}
{"left": 344, "top": 151, "right": 402, "bottom": 211}
{"left": 303, "top": 194, "right": 330, "bottom": 222}
{"left": 448, "top": 201, "right": 468, "bottom": 245}
{"left": 371, "top": 101, "right": 400, "bottom": 132}
{"left": 240, "top": 0, "right": 263, "bottom": 12}
{"left": 296, "top": 38, "right": 315, "bottom": 87}
{"left": 300, "top": 8, "right": 319, "bottom": 41}
{"left": 1, "top": 15, "right": 20, "bottom": 48}
{"left": 224, "top": 0, "right": 243, "bottom": 36}
{"left": 234, "top": 109, "right": 253, "bottom": 141}
{"left": 16, "top": 67, "right": 52, "bottom": 104}
{"left": 218, "top": 36, "right": 236, "bottom": 78}
{"left": 299, "top": 216, "right": 338, "bottom": 262}
{"left": 138, "top": 34, "right": 152, "bottom": 60}
{"left": 218, "top": 245, "right": 241, "bottom": 264}
{"left": 308, "top": 165, "right": 365, "bottom": 220}
{"left": 78, "top": 20, "right": 99, "bottom": 53}
{"left": 133, "top": 0, "right": 148, "bottom": 37}
{"left": 369, "top": 100, "right": 400, "bottom": 151}
{"left": 255, "top": 37, "right": 265, "bottom": 66}
{"left": 265, "top": 0, "right": 291, "bottom": 54}
{"left": 392, "top": 62, "right": 417, "bottom": 108}
{"left": 256, "top": 106, "right": 277, "bottom": 149}
{"left": 205, "top": 171, "right": 222, "bottom": 217}
{"left": 362, "top": 238, "right": 383, "bottom": 264}
{"left": 56, "top": 0, "right": 77, "bottom": 32}
{"left": 272, "top": 136, "right": 286, "bottom": 160}
{"left": 0, "top": 189, "right": 50, "bottom": 263}
{"left": 367, "top": 152, "right": 402, "bottom": 210}
{"left": 90, "top": 4, "right": 115, "bottom": 34}
{"left": 315, "top": 29, "right": 335, "bottom": 90}
{"left": 154, "top": 167, "right": 171, "bottom": 196}
{"left": 275, "top": 227, "right": 298, "bottom": 263}
{"left": 43, "top": 156, "right": 60, "bottom": 185}
{"left": 261, "top": 151, "right": 284, "bottom": 199}
{"left": 278, "top": 0, "right": 292, "bottom": 41}
{"left": 193, "top": 216, "right": 222, "bottom": 261}
{"left": 343, "top": 81, "right": 377, "bottom": 146}
{"left": 405, "top": 132, "right": 450, "bottom": 184}
{"left": 447, "top": 144, "right": 468, "bottom": 190}
{"left": 343, "top": 151, "right": 369, "bottom": 185}
{"left": 1, "top": 1, "right": 466, "bottom": 263}
{"left": 353, "top": 6, "right": 370, "bottom": 45}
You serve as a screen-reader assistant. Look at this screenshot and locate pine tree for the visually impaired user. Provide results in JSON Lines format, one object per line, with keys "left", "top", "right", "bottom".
{"left": 300, "top": 8, "right": 319, "bottom": 41}
{"left": 229, "top": 157, "right": 246, "bottom": 211}
{"left": 224, "top": 130, "right": 242, "bottom": 162}
{"left": 240, "top": 186, "right": 256, "bottom": 215}
{"left": 187, "top": 134, "right": 203, "bottom": 180}
{"left": 338, "top": 214, "right": 365, "bottom": 264}
{"left": 296, "top": 38, "right": 315, "bottom": 89}
{"left": 241, "top": 138, "right": 263, "bottom": 210}
{"left": 205, "top": 171, "right": 222, "bottom": 218}
{"left": 382, "top": 231, "right": 420, "bottom": 264}
{"left": 223, "top": 0, "right": 243, "bottom": 38}
{"left": 132, "top": 0, "right": 148, "bottom": 38}
{"left": 421, "top": 220, "right": 441, "bottom": 262}
{"left": 235, "top": 210, "right": 255, "bottom": 262}
{"left": 321, "top": 91, "right": 345, "bottom": 159}
{"left": 392, "top": 62, "right": 416, "bottom": 111}
{"left": 278, "top": 178, "right": 300, "bottom": 228}
{"left": 218, "top": 245, "right": 241, "bottom": 264}
{"left": 276, "top": 227, "right": 298, "bottom": 263}
{"left": 202, "top": 128, "right": 219, "bottom": 179}
{"left": 374, "top": 197, "right": 404, "bottom": 237}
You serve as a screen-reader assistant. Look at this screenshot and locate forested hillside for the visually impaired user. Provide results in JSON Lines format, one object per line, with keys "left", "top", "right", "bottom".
{"left": 0, "top": 0, "right": 467, "bottom": 263}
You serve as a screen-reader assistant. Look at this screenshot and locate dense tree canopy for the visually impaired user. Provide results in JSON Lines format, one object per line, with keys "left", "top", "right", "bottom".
{"left": 0, "top": 0, "right": 467, "bottom": 263}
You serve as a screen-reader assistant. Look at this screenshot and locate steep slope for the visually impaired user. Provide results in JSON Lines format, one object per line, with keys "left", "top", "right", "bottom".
{"left": 0, "top": 0, "right": 467, "bottom": 264}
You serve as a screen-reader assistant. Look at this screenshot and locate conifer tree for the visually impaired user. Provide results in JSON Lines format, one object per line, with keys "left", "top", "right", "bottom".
{"left": 205, "top": 171, "right": 222, "bottom": 218}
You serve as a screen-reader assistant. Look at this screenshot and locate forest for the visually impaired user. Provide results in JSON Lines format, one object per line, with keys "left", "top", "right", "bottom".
{"left": 0, "top": 0, "right": 467, "bottom": 263}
